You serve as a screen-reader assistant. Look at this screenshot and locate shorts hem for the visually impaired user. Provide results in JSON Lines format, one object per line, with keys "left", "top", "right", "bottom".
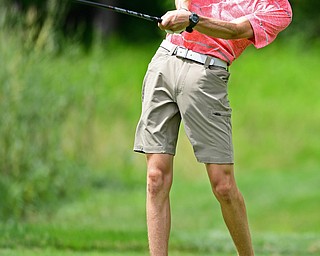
{"left": 195, "top": 155, "right": 234, "bottom": 164}
{"left": 133, "top": 146, "right": 176, "bottom": 156}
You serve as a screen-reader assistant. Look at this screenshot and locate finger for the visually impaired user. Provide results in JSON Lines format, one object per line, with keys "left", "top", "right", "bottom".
{"left": 160, "top": 14, "right": 171, "bottom": 27}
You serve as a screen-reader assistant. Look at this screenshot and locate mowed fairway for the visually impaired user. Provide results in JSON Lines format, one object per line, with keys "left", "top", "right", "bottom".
{"left": 1, "top": 37, "right": 320, "bottom": 255}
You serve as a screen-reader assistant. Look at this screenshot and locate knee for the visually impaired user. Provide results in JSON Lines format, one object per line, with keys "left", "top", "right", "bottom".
{"left": 213, "top": 182, "right": 236, "bottom": 204}
{"left": 207, "top": 164, "right": 240, "bottom": 204}
{"left": 147, "top": 168, "right": 172, "bottom": 197}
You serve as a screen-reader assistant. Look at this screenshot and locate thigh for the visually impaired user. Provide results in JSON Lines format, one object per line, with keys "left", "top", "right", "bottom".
{"left": 178, "top": 64, "right": 233, "bottom": 164}
{"left": 134, "top": 48, "right": 181, "bottom": 155}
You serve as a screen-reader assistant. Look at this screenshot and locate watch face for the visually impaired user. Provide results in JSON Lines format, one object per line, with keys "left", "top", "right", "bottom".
{"left": 190, "top": 13, "right": 199, "bottom": 24}
{"left": 187, "top": 13, "right": 199, "bottom": 32}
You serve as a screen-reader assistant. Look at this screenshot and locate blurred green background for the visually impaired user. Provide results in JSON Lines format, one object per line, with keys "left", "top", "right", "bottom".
{"left": 1, "top": 0, "right": 320, "bottom": 255}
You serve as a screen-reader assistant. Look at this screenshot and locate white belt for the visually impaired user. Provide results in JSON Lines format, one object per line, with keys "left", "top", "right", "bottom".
{"left": 160, "top": 40, "right": 228, "bottom": 70}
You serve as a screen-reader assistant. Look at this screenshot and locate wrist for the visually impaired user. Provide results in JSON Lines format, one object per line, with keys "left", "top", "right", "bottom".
{"left": 186, "top": 12, "right": 200, "bottom": 33}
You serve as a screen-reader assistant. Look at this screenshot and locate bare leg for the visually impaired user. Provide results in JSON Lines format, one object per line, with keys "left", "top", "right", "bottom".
{"left": 206, "top": 164, "right": 254, "bottom": 256}
{"left": 146, "top": 153, "right": 174, "bottom": 256}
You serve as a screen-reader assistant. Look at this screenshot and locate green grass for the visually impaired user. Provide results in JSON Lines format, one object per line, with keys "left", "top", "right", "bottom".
{"left": 1, "top": 167, "right": 319, "bottom": 255}
{"left": 229, "top": 41, "right": 320, "bottom": 172}
{"left": 1, "top": 33, "right": 320, "bottom": 255}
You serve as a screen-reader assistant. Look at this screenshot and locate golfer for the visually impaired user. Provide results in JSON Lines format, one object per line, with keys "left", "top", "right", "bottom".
{"left": 134, "top": 0, "right": 292, "bottom": 255}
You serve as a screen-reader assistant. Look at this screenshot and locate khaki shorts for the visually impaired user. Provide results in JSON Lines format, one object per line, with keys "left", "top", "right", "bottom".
{"left": 134, "top": 46, "right": 233, "bottom": 164}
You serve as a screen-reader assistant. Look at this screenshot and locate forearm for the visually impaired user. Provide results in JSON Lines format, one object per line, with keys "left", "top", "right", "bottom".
{"left": 161, "top": 2, "right": 253, "bottom": 39}
{"left": 195, "top": 16, "right": 253, "bottom": 39}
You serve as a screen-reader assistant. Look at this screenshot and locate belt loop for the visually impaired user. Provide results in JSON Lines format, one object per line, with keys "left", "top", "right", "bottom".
{"left": 169, "top": 45, "right": 177, "bottom": 55}
{"left": 204, "top": 56, "right": 212, "bottom": 68}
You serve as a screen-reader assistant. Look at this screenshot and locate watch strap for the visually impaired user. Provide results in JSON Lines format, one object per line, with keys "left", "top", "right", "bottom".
{"left": 186, "top": 12, "right": 199, "bottom": 33}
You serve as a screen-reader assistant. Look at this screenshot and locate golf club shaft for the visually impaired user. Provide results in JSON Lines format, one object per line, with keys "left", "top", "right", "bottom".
{"left": 75, "top": 0, "right": 162, "bottom": 23}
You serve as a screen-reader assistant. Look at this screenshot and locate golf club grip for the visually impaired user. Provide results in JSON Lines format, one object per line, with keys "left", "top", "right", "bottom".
{"left": 75, "top": 0, "right": 162, "bottom": 23}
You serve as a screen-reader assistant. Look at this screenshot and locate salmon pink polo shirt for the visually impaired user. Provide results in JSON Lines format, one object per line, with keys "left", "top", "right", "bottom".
{"left": 167, "top": 0, "right": 292, "bottom": 65}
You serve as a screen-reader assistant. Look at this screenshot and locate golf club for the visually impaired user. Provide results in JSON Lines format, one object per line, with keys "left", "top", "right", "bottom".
{"left": 74, "top": 0, "right": 162, "bottom": 23}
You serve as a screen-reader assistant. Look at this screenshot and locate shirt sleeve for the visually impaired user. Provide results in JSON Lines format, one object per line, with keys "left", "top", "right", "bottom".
{"left": 247, "top": 1, "right": 292, "bottom": 49}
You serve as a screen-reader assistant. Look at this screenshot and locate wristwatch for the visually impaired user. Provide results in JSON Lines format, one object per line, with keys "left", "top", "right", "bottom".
{"left": 186, "top": 12, "right": 199, "bottom": 33}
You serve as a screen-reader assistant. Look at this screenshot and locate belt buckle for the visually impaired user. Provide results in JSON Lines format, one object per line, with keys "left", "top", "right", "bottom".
{"left": 176, "top": 47, "right": 188, "bottom": 58}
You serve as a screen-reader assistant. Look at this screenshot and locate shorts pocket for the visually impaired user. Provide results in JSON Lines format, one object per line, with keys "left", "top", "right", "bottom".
{"left": 207, "top": 108, "right": 233, "bottom": 151}
{"left": 206, "top": 66, "right": 230, "bottom": 84}
{"left": 148, "top": 47, "right": 169, "bottom": 70}
{"left": 210, "top": 110, "right": 231, "bottom": 118}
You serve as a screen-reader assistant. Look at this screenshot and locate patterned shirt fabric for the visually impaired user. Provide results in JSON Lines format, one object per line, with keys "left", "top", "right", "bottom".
{"left": 167, "top": 0, "right": 292, "bottom": 64}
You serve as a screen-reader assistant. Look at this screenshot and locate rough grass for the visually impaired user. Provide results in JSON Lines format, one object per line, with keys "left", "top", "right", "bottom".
{"left": 1, "top": 167, "right": 319, "bottom": 255}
